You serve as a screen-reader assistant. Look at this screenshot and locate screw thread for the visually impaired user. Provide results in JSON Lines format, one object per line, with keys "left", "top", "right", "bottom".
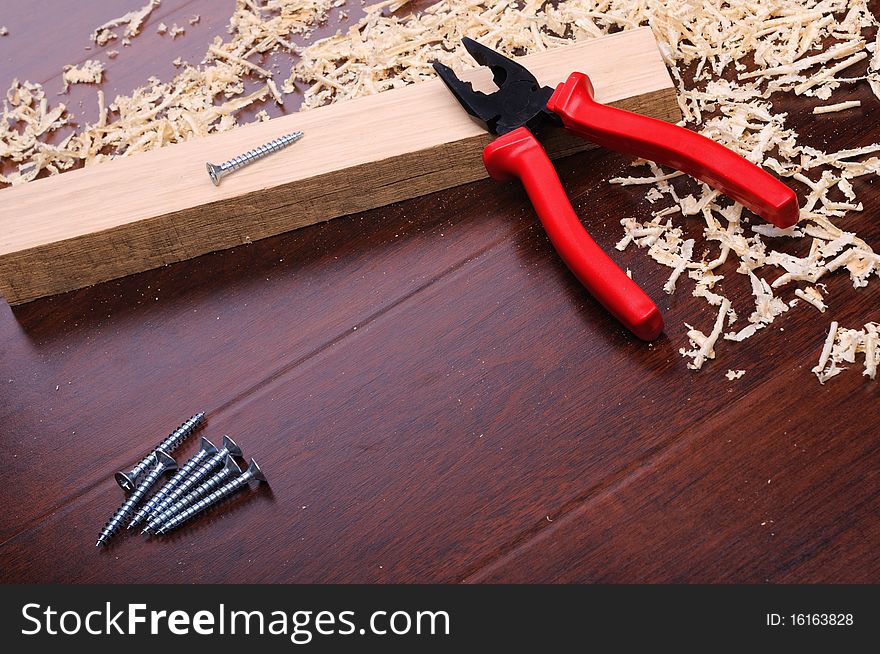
{"left": 117, "top": 413, "right": 204, "bottom": 489}
{"left": 157, "top": 471, "right": 256, "bottom": 535}
{"left": 147, "top": 447, "right": 227, "bottom": 520}
{"left": 98, "top": 456, "right": 172, "bottom": 545}
{"left": 145, "top": 462, "right": 239, "bottom": 533}
{"left": 156, "top": 412, "right": 205, "bottom": 454}
{"left": 219, "top": 133, "right": 301, "bottom": 174}
{"left": 128, "top": 446, "right": 212, "bottom": 529}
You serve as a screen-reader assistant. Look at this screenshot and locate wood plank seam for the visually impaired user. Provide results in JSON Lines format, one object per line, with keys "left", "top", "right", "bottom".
{"left": 459, "top": 424, "right": 726, "bottom": 583}
{"left": 456, "top": 369, "right": 826, "bottom": 583}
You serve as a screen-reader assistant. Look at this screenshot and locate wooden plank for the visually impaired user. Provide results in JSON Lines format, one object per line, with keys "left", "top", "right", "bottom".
{"left": 0, "top": 27, "right": 679, "bottom": 305}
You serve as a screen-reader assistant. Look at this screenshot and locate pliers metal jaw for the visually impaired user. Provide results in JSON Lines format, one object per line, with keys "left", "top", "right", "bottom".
{"left": 433, "top": 38, "right": 561, "bottom": 135}
{"left": 433, "top": 38, "right": 799, "bottom": 341}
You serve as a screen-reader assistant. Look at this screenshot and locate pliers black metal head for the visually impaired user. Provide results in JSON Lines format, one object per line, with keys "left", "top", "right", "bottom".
{"left": 433, "top": 37, "right": 560, "bottom": 135}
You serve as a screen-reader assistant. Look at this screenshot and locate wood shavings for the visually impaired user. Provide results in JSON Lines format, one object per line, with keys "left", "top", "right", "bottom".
{"left": 794, "top": 286, "right": 827, "bottom": 312}
{"left": 579, "top": 0, "right": 879, "bottom": 378}
{"left": 812, "top": 321, "right": 839, "bottom": 382}
{"left": 0, "top": 26, "right": 8, "bottom": 36}
{"left": 365, "top": 1, "right": 414, "bottom": 12}
{"left": 208, "top": 44, "right": 271, "bottom": 78}
{"left": 663, "top": 239, "right": 694, "bottom": 294}
{"left": 189, "top": 15, "right": 201, "bottom": 26}
{"left": 169, "top": 24, "right": 186, "bottom": 39}
{"left": 267, "top": 78, "right": 284, "bottom": 105}
{"left": 812, "top": 321, "right": 880, "bottom": 383}
{"left": 725, "top": 369, "right": 746, "bottom": 380}
{"left": 62, "top": 60, "right": 105, "bottom": 92}
{"left": 813, "top": 100, "right": 861, "bottom": 114}
{"left": 738, "top": 40, "right": 865, "bottom": 81}
{"left": 157, "top": 22, "right": 167, "bottom": 35}
{"left": 91, "top": 0, "right": 160, "bottom": 45}
{"left": 294, "top": 0, "right": 590, "bottom": 109}
{"left": 681, "top": 298, "right": 732, "bottom": 370}
{"left": 1, "top": 0, "right": 334, "bottom": 185}
{"left": 865, "top": 324, "right": 879, "bottom": 380}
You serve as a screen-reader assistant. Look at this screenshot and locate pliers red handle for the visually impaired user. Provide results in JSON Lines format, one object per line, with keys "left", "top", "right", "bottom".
{"left": 434, "top": 39, "right": 799, "bottom": 341}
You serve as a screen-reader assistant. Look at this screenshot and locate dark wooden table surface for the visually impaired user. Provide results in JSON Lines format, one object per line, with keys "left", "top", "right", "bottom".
{"left": 1, "top": 1, "right": 878, "bottom": 584}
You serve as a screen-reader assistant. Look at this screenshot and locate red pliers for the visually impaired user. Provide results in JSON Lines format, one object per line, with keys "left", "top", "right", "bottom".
{"left": 433, "top": 39, "right": 799, "bottom": 341}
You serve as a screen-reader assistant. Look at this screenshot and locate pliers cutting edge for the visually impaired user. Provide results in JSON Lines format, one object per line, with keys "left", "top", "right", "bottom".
{"left": 433, "top": 39, "right": 799, "bottom": 341}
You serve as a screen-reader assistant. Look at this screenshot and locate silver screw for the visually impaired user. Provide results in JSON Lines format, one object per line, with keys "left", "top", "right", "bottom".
{"left": 143, "top": 455, "right": 241, "bottom": 534}
{"left": 155, "top": 458, "right": 266, "bottom": 535}
{"left": 127, "top": 437, "right": 218, "bottom": 530}
{"left": 206, "top": 132, "right": 304, "bottom": 185}
{"left": 115, "top": 412, "right": 205, "bottom": 491}
{"left": 97, "top": 452, "right": 177, "bottom": 546}
{"left": 141, "top": 435, "right": 241, "bottom": 529}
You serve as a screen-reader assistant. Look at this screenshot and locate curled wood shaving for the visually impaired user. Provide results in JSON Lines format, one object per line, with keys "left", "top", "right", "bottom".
{"left": 812, "top": 321, "right": 879, "bottom": 383}
{"left": 681, "top": 298, "right": 732, "bottom": 370}
{"left": 813, "top": 100, "right": 861, "bottom": 113}
{"left": 794, "top": 286, "right": 827, "bottom": 312}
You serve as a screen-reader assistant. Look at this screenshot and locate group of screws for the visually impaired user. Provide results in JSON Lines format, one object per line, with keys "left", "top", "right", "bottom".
{"left": 96, "top": 412, "right": 267, "bottom": 546}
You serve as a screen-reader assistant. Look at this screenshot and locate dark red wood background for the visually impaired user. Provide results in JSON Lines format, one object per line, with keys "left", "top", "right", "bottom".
{"left": 1, "top": 1, "right": 878, "bottom": 583}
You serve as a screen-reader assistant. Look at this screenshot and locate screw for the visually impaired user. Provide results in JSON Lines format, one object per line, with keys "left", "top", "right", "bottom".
{"left": 206, "top": 132, "right": 304, "bottom": 185}
{"left": 115, "top": 412, "right": 205, "bottom": 491}
{"left": 156, "top": 458, "right": 266, "bottom": 535}
{"left": 143, "top": 455, "right": 241, "bottom": 534}
{"left": 127, "top": 437, "right": 218, "bottom": 530}
{"left": 97, "top": 452, "right": 177, "bottom": 546}
{"left": 141, "top": 435, "right": 241, "bottom": 529}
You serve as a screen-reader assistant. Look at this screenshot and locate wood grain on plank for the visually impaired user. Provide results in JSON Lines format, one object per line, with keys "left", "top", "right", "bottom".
{"left": 0, "top": 28, "right": 679, "bottom": 305}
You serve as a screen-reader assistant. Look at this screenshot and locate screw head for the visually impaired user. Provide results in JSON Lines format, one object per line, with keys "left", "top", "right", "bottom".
{"left": 222, "top": 435, "right": 242, "bottom": 457}
{"left": 247, "top": 458, "right": 266, "bottom": 483}
{"left": 156, "top": 450, "right": 178, "bottom": 473}
{"left": 206, "top": 162, "right": 223, "bottom": 186}
{"left": 224, "top": 454, "right": 242, "bottom": 475}
{"left": 199, "top": 437, "right": 219, "bottom": 456}
{"left": 114, "top": 471, "right": 137, "bottom": 491}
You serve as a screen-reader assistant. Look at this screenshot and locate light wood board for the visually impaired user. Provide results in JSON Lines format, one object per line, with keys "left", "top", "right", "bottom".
{"left": 0, "top": 28, "right": 679, "bottom": 305}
